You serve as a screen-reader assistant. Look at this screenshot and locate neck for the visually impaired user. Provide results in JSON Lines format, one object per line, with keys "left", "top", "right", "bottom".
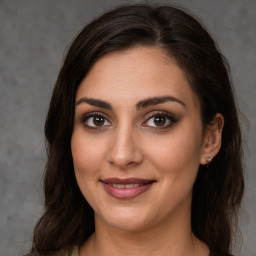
{"left": 80, "top": 209, "right": 209, "bottom": 256}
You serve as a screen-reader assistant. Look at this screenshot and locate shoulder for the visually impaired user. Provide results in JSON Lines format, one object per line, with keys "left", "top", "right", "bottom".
{"left": 24, "top": 246, "right": 78, "bottom": 256}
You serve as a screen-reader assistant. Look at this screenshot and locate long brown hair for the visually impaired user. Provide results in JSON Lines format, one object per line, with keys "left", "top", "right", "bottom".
{"left": 31, "top": 4, "right": 244, "bottom": 256}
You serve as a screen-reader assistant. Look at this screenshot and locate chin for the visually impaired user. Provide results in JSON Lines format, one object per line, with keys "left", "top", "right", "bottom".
{"left": 96, "top": 207, "right": 156, "bottom": 232}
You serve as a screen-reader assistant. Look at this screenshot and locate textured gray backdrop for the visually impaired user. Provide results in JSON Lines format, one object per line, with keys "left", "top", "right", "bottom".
{"left": 0, "top": 0, "right": 255, "bottom": 255}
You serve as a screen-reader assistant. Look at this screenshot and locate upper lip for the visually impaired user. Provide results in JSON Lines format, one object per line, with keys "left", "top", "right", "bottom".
{"left": 101, "top": 178, "right": 155, "bottom": 185}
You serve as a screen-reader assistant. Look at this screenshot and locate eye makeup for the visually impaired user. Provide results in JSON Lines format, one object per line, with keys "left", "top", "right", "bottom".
{"left": 142, "top": 110, "right": 178, "bottom": 130}
{"left": 78, "top": 109, "right": 178, "bottom": 131}
{"left": 79, "top": 111, "right": 112, "bottom": 130}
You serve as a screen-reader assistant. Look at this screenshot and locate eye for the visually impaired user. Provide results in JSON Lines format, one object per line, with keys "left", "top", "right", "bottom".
{"left": 82, "top": 113, "right": 111, "bottom": 129}
{"left": 143, "top": 113, "right": 176, "bottom": 128}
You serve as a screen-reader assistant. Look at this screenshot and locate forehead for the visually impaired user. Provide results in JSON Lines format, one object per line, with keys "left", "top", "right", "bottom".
{"left": 76, "top": 46, "right": 199, "bottom": 109}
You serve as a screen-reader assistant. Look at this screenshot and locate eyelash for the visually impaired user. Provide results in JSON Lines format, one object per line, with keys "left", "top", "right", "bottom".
{"left": 80, "top": 112, "right": 111, "bottom": 130}
{"left": 142, "top": 111, "right": 177, "bottom": 130}
{"left": 80, "top": 111, "right": 177, "bottom": 130}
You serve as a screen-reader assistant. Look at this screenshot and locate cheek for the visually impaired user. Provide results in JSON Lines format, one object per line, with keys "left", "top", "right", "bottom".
{"left": 156, "top": 138, "right": 200, "bottom": 163}
{"left": 147, "top": 128, "right": 202, "bottom": 211}
{"left": 71, "top": 131, "right": 107, "bottom": 181}
{"left": 146, "top": 124, "right": 202, "bottom": 176}
{"left": 71, "top": 130, "right": 109, "bottom": 209}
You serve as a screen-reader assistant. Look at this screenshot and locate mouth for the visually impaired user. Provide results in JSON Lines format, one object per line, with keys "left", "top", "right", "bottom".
{"left": 100, "top": 178, "right": 155, "bottom": 199}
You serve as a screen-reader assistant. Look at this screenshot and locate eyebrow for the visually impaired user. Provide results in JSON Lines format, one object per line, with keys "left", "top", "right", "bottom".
{"left": 75, "top": 96, "right": 185, "bottom": 110}
{"left": 136, "top": 96, "right": 186, "bottom": 110}
{"left": 76, "top": 97, "right": 112, "bottom": 109}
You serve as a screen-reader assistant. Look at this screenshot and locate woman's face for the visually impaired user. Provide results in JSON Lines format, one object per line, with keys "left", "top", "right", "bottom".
{"left": 71, "top": 46, "right": 208, "bottom": 232}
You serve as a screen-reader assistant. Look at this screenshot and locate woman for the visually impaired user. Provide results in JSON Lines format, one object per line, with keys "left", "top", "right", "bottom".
{"left": 29, "top": 4, "right": 244, "bottom": 256}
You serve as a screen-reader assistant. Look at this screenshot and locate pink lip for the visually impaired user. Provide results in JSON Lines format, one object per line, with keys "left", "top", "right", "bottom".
{"left": 101, "top": 178, "right": 155, "bottom": 199}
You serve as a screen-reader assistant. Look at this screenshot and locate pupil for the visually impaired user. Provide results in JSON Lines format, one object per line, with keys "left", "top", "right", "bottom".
{"left": 93, "top": 116, "right": 104, "bottom": 126}
{"left": 154, "top": 116, "right": 166, "bottom": 126}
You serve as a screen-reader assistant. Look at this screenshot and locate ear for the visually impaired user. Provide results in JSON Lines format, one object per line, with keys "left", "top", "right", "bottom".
{"left": 200, "top": 113, "right": 224, "bottom": 165}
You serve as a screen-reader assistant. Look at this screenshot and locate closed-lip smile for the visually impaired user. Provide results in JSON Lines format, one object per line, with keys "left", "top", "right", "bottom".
{"left": 100, "top": 178, "right": 155, "bottom": 199}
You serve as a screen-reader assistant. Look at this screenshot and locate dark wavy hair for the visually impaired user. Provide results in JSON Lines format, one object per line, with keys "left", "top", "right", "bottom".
{"left": 31, "top": 4, "right": 244, "bottom": 256}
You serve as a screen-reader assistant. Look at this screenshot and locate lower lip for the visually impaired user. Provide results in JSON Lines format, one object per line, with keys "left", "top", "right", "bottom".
{"left": 102, "top": 182, "right": 154, "bottom": 199}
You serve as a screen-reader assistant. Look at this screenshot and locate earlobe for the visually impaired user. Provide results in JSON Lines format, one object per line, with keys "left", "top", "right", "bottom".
{"left": 200, "top": 113, "right": 224, "bottom": 165}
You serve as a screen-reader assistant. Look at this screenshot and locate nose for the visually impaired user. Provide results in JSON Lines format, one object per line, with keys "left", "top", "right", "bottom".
{"left": 107, "top": 125, "right": 143, "bottom": 170}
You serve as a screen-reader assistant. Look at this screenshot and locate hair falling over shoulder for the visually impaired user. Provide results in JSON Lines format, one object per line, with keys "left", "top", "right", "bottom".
{"left": 31, "top": 4, "right": 244, "bottom": 256}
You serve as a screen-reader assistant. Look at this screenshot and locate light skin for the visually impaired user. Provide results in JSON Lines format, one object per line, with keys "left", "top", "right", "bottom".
{"left": 71, "top": 46, "right": 224, "bottom": 256}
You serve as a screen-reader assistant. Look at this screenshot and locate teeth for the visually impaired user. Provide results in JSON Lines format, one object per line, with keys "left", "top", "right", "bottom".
{"left": 125, "top": 184, "right": 134, "bottom": 188}
{"left": 111, "top": 183, "right": 140, "bottom": 188}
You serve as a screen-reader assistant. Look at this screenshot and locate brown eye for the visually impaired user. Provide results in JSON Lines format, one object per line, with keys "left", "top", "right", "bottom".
{"left": 154, "top": 116, "right": 166, "bottom": 126}
{"left": 82, "top": 114, "right": 111, "bottom": 128}
{"left": 143, "top": 112, "right": 177, "bottom": 129}
{"left": 93, "top": 116, "right": 105, "bottom": 126}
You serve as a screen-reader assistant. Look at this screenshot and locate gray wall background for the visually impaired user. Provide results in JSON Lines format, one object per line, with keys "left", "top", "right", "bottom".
{"left": 0, "top": 0, "right": 255, "bottom": 255}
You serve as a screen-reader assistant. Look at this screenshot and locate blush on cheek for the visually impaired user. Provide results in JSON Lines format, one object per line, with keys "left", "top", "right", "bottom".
{"left": 71, "top": 134, "right": 97, "bottom": 166}
{"left": 149, "top": 136, "right": 201, "bottom": 177}
{"left": 71, "top": 136, "right": 105, "bottom": 177}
